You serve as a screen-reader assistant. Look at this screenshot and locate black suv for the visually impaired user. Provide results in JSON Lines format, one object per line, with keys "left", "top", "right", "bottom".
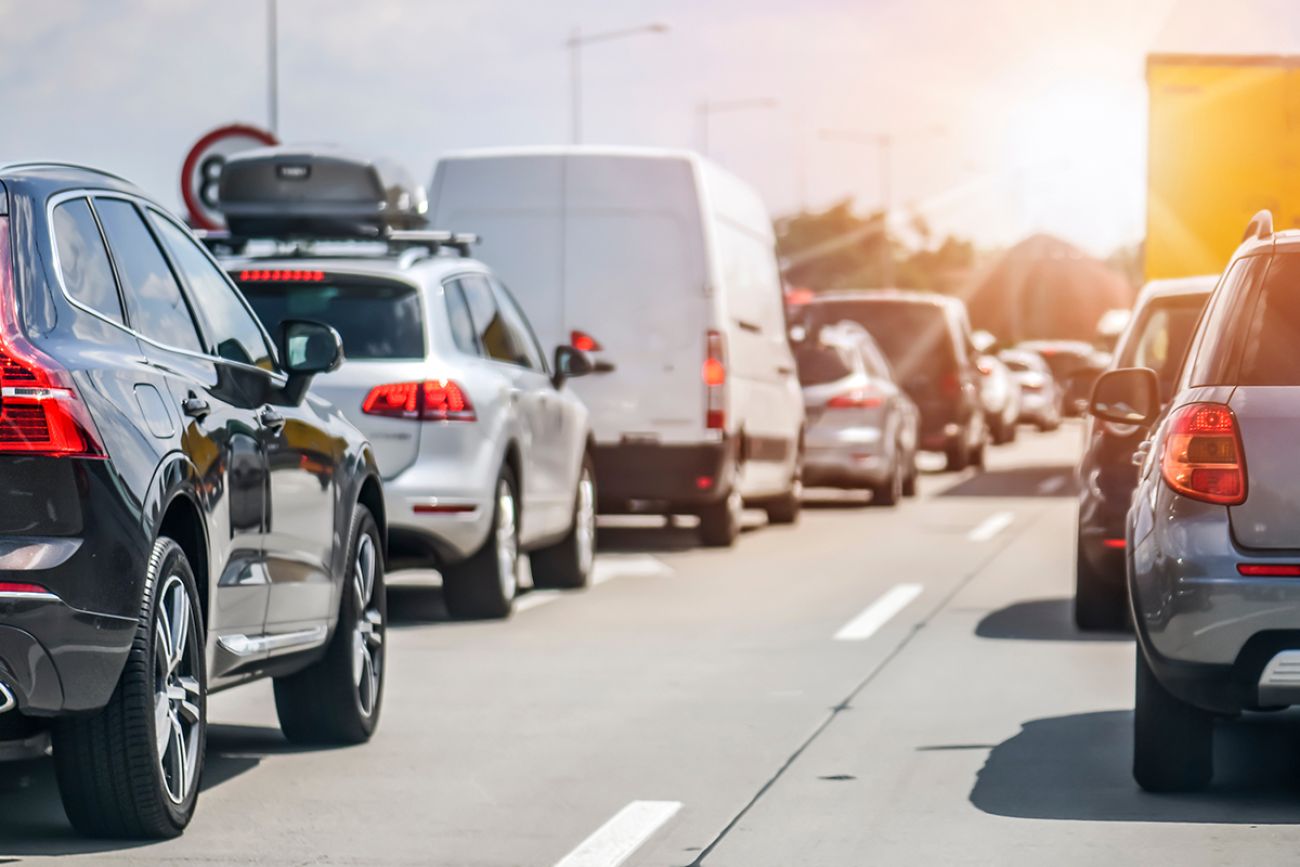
{"left": 0, "top": 164, "right": 386, "bottom": 838}
{"left": 799, "top": 290, "right": 987, "bottom": 471}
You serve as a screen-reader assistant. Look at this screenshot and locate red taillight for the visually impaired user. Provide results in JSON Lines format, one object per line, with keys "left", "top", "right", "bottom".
{"left": 1160, "top": 403, "right": 1245, "bottom": 506}
{"left": 940, "top": 372, "right": 962, "bottom": 398}
{"left": 237, "top": 269, "right": 326, "bottom": 282}
{"left": 0, "top": 218, "right": 104, "bottom": 458}
{"left": 361, "top": 380, "right": 476, "bottom": 422}
{"left": 704, "top": 330, "right": 726, "bottom": 430}
{"left": 0, "top": 581, "right": 51, "bottom": 595}
{"left": 571, "top": 330, "right": 602, "bottom": 353}
{"left": 1102, "top": 538, "right": 1127, "bottom": 550}
{"left": 1238, "top": 564, "right": 1300, "bottom": 577}
{"left": 827, "top": 389, "right": 883, "bottom": 409}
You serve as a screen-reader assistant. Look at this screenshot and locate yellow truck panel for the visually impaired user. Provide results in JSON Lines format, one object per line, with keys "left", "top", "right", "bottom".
{"left": 1146, "top": 54, "right": 1300, "bottom": 280}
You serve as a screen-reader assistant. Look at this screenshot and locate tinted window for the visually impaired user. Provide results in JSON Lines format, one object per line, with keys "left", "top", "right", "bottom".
{"left": 241, "top": 276, "right": 423, "bottom": 361}
{"left": 444, "top": 281, "right": 479, "bottom": 355}
{"left": 795, "top": 343, "right": 853, "bottom": 385}
{"left": 52, "top": 199, "right": 124, "bottom": 324}
{"left": 150, "top": 213, "right": 275, "bottom": 371}
{"left": 1186, "top": 258, "right": 1265, "bottom": 387}
{"left": 811, "top": 301, "right": 956, "bottom": 382}
{"left": 1117, "top": 295, "right": 1207, "bottom": 397}
{"left": 1236, "top": 254, "right": 1300, "bottom": 386}
{"left": 93, "top": 199, "right": 203, "bottom": 353}
{"left": 459, "top": 274, "right": 531, "bottom": 367}
{"left": 492, "top": 279, "right": 547, "bottom": 371}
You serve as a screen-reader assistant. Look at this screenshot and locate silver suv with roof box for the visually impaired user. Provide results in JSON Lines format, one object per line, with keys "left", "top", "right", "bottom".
{"left": 208, "top": 148, "right": 599, "bottom": 620}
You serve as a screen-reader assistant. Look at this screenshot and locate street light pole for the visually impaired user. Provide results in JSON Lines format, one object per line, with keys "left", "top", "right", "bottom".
{"left": 566, "top": 22, "right": 669, "bottom": 145}
{"left": 267, "top": 0, "right": 279, "bottom": 135}
{"left": 697, "top": 97, "right": 779, "bottom": 157}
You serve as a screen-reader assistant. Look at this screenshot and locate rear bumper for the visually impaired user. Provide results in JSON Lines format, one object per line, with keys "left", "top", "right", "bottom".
{"left": 804, "top": 426, "right": 890, "bottom": 487}
{"left": 382, "top": 475, "right": 493, "bottom": 566}
{"left": 593, "top": 440, "right": 736, "bottom": 511}
{"left": 0, "top": 592, "right": 135, "bottom": 716}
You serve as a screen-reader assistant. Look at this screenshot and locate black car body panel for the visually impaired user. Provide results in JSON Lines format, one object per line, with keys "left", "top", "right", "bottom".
{"left": 0, "top": 164, "right": 383, "bottom": 719}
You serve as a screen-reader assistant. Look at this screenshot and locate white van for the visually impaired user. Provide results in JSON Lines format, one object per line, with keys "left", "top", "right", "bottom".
{"left": 430, "top": 147, "right": 804, "bottom": 546}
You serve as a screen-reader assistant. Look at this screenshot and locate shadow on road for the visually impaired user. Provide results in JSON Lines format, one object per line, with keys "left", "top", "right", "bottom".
{"left": 976, "top": 598, "right": 1130, "bottom": 642}
{"left": 801, "top": 489, "right": 873, "bottom": 509}
{"left": 595, "top": 523, "right": 706, "bottom": 554}
{"left": 0, "top": 724, "right": 289, "bottom": 856}
{"left": 972, "top": 709, "right": 1300, "bottom": 823}
{"left": 387, "top": 585, "right": 452, "bottom": 625}
{"left": 936, "top": 464, "right": 1077, "bottom": 498}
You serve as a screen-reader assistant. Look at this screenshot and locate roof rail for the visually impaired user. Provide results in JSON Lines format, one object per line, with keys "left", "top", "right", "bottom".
{"left": 0, "top": 161, "right": 135, "bottom": 185}
{"left": 1243, "top": 209, "right": 1274, "bottom": 242}
{"left": 195, "top": 227, "right": 480, "bottom": 259}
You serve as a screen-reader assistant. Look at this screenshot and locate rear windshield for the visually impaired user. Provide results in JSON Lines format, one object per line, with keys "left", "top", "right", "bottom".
{"left": 1024, "top": 347, "right": 1089, "bottom": 380}
{"left": 795, "top": 343, "right": 853, "bottom": 386}
{"left": 810, "top": 301, "right": 955, "bottom": 380}
{"left": 1236, "top": 253, "right": 1300, "bottom": 386}
{"left": 238, "top": 275, "right": 425, "bottom": 360}
{"left": 1116, "top": 295, "right": 1206, "bottom": 394}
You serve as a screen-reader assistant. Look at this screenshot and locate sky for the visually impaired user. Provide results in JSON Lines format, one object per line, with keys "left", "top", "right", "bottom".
{"left": 1, "top": 0, "right": 1296, "bottom": 256}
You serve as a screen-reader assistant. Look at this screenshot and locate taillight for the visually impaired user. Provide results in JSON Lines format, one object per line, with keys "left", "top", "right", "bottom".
{"left": 940, "top": 372, "right": 962, "bottom": 398}
{"left": 827, "top": 389, "right": 883, "bottom": 409}
{"left": 1238, "top": 564, "right": 1300, "bottom": 577}
{"left": 0, "top": 218, "right": 104, "bottom": 458}
{"left": 571, "top": 330, "right": 602, "bottom": 352}
{"left": 1160, "top": 402, "right": 1245, "bottom": 505}
{"left": 704, "top": 330, "right": 726, "bottom": 430}
{"left": 361, "top": 380, "right": 476, "bottom": 422}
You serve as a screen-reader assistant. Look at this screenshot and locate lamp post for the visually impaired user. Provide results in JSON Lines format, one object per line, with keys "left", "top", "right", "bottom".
{"left": 566, "top": 22, "right": 669, "bottom": 145}
{"left": 697, "top": 97, "right": 779, "bottom": 157}
{"left": 819, "top": 126, "right": 945, "bottom": 287}
{"left": 267, "top": 0, "right": 279, "bottom": 135}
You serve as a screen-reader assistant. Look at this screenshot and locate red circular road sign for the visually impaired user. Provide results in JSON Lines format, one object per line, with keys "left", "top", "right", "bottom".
{"left": 181, "top": 124, "right": 278, "bottom": 230}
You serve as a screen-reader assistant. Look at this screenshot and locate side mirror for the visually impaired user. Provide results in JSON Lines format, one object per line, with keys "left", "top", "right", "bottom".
{"left": 279, "top": 319, "right": 344, "bottom": 403}
{"left": 1090, "top": 367, "right": 1159, "bottom": 426}
{"left": 552, "top": 345, "right": 595, "bottom": 387}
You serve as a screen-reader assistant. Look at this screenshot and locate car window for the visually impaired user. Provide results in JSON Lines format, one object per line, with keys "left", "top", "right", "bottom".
{"left": 443, "top": 280, "right": 480, "bottom": 356}
{"left": 92, "top": 198, "right": 204, "bottom": 353}
{"left": 812, "top": 300, "right": 956, "bottom": 383}
{"left": 1118, "top": 296, "right": 1206, "bottom": 397}
{"left": 51, "top": 198, "right": 124, "bottom": 324}
{"left": 1186, "top": 257, "right": 1265, "bottom": 387}
{"left": 794, "top": 343, "right": 853, "bottom": 386}
{"left": 491, "top": 278, "right": 548, "bottom": 371}
{"left": 1236, "top": 254, "right": 1300, "bottom": 386}
{"left": 458, "top": 274, "right": 532, "bottom": 367}
{"left": 149, "top": 212, "right": 276, "bottom": 371}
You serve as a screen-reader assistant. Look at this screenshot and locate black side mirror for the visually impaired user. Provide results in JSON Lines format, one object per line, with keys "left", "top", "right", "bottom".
{"left": 279, "top": 319, "right": 344, "bottom": 404}
{"left": 1090, "top": 367, "right": 1159, "bottom": 426}
{"left": 552, "top": 345, "right": 595, "bottom": 387}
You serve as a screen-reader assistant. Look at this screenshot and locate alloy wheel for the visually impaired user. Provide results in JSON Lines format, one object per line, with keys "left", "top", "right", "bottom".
{"left": 575, "top": 468, "right": 596, "bottom": 576}
{"left": 153, "top": 574, "right": 202, "bottom": 806}
{"left": 495, "top": 480, "right": 519, "bottom": 601}
{"left": 352, "top": 533, "right": 383, "bottom": 718}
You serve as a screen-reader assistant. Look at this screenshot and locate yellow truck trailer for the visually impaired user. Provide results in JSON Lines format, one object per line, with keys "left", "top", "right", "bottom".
{"left": 1146, "top": 53, "right": 1300, "bottom": 280}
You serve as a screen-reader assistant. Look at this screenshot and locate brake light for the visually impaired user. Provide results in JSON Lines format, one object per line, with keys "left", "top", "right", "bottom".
{"left": 0, "top": 581, "right": 51, "bottom": 595}
{"left": 0, "top": 218, "right": 104, "bottom": 458}
{"left": 704, "top": 330, "right": 726, "bottom": 430}
{"left": 571, "top": 330, "right": 602, "bottom": 353}
{"left": 940, "top": 372, "right": 962, "bottom": 398}
{"left": 361, "top": 380, "right": 476, "bottom": 422}
{"left": 828, "top": 389, "right": 883, "bottom": 409}
{"left": 1160, "top": 402, "right": 1245, "bottom": 505}
{"left": 1238, "top": 564, "right": 1300, "bottom": 577}
{"left": 237, "top": 269, "right": 326, "bottom": 282}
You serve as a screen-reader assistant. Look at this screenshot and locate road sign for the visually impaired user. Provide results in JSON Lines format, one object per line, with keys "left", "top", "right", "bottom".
{"left": 180, "top": 124, "right": 279, "bottom": 230}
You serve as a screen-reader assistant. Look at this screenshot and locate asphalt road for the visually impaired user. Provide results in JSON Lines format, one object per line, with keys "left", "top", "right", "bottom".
{"left": 4, "top": 422, "right": 1299, "bottom": 866}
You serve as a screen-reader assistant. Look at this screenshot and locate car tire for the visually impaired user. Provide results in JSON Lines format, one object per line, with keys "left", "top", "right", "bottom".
{"left": 1003, "top": 420, "right": 1018, "bottom": 444}
{"left": 1133, "top": 648, "right": 1213, "bottom": 792}
{"left": 532, "top": 456, "right": 597, "bottom": 589}
{"left": 444, "top": 467, "right": 520, "bottom": 619}
{"left": 871, "top": 456, "right": 903, "bottom": 506}
{"left": 1074, "top": 543, "right": 1127, "bottom": 631}
{"left": 699, "top": 487, "right": 742, "bottom": 547}
{"left": 970, "top": 438, "right": 987, "bottom": 470}
{"left": 274, "top": 505, "right": 386, "bottom": 745}
{"left": 764, "top": 451, "right": 803, "bottom": 526}
{"left": 902, "top": 454, "right": 918, "bottom": 497}
{"left": 52, "top": 537, "right": 206, "bottom": 839}
{"left": 944, "top": 439, "right": 970, "bottom": 472}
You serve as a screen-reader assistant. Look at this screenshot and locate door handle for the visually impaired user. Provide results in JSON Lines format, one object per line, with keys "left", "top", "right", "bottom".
{"left": 776, "top": 365, "right": 794, "bottom": 376}
{"left": 259, "top": 407, "right": 286, "bottom": 433}
{"left": 1132, "top": 440, "right": 1153, "bottom": 467}
{"left": 182, "top": 397, "right": 211, "bottom": 420}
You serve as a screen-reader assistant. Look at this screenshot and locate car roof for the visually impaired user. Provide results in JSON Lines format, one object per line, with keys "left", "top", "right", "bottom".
{"left": 1017, "top": 339, "right": 1094, "bottom": 352}
{"left": 1137, "top": 274, "right": 1218, "bottom": 302}
{"left": 0, "top": 162, "right": 147, "bottom": 206}
{"left": 809, "top": 288, "right": 960, "bottom": 309}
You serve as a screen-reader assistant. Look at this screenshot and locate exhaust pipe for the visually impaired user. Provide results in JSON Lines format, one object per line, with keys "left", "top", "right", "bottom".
{"left": 0, "top": 683, "right": 14, "bottom": 714}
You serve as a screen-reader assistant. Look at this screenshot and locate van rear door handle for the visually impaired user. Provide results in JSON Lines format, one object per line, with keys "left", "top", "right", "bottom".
{"left": 776, "top": 365, "right": 794, "bottom": 376}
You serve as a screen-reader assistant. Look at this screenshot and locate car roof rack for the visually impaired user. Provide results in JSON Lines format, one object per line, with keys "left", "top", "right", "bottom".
{"left": 1243, "top": 209, "right": 1274, "bottom": 242}
{"left": 195, "top": 227, "right": 480, "bottom": 260}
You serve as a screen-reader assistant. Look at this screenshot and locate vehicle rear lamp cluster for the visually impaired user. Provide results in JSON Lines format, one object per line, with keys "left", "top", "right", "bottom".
{"left": 1160, "top": 402, "right": 1246, "bottom": 506}
{"left": 0, "top": 217, "right": 105, "bottom": 459}
{"left": 362, "top": 380, "right": 476, "bottom": 422}
{"left": 704, "top": 330, "right": 726, "bottom": 430}
{"left": 238, "top": 269, "right": 326, "bottom": 282}
{"left": 828, "top": 389, "right": 883, "bottom": 409}
{"left": 570, "top": 330, "right": 602, "bottom": 353}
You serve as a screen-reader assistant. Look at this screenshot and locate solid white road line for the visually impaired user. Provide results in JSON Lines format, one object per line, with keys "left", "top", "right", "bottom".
{"left": 553, "top": 800, "right": 683, "bottom": 867}
{"left": 833, "top": 583, "right": 923, "bottom": 642}
{"left": 1037, "top": 474, "right": 1067, "bottom": 495}
{"left": 967, "top": 511, "right": 1014, "bottom": 542}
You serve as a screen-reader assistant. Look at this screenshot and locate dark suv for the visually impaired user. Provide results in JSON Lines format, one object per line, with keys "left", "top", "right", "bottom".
{"left": 1096, "top": 212, "right": 1300, "bottom": 791}
{"left": 800, "top": 290, "right": 986, "bottom": 471}
{"left": 0, "top": 164, "right": 386, "bottom": 837}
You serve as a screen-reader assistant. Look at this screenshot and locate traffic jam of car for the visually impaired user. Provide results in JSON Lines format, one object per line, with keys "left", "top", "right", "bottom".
{"left": 3, "top": 8, "right": 1300, "bottom": 864}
